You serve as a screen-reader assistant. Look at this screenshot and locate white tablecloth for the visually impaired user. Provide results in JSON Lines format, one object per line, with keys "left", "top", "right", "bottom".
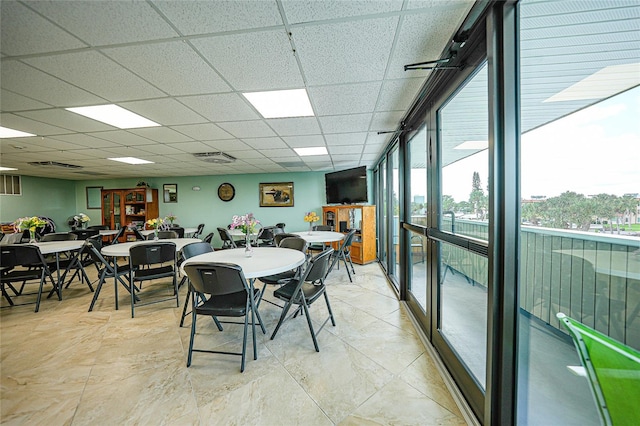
{"left": 101, "top": 238, "right": 202, "bottom": 257}
{"left": 291, "top": 231, "right": 344, "bottom": 244}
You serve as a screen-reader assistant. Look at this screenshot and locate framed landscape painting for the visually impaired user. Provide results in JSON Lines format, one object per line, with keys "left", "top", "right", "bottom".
{"left": 259, "top": 182, "right": 294, "bottom": 207}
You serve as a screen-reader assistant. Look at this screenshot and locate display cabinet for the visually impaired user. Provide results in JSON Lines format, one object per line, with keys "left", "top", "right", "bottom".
{"left": 322, "top": 204, "right": 376, "bottom": 264}
{"left": 101, "top": 188, "right": 159, "bottom": 242}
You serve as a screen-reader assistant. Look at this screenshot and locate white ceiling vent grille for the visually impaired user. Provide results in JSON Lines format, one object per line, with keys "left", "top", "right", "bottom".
{"left": 193, "top": 152, "right": 236, "bottom": 164}
{"left": 28, "top": 161, "right": 83, "bottom": 169}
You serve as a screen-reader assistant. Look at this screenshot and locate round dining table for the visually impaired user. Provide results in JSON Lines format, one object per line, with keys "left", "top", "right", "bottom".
{"left": 140, "top": 227, "right": 198, "bottom": 237}
{"left": 291, "top": 230, "right": 344, "bottom": 244}
{"left": 101, "top": 238, "right": 202, "bottom": 257}
{"left": 181, "top": 247, "right": 306, "bottom": 279}
{"left": 98, "top": 229, "right": 120, "bottom": 236}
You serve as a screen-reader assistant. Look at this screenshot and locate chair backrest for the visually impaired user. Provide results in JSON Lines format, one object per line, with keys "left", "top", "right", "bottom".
{"left": 202, "top": 232, "right": 214, "bottom": 244}
{"left": 275, "top": 222, "right": 286, "bottom": 231}
{"left": 184, "top": 262, "right": 249, "bottom": 297}
{"left": 40, "top": 232, "right": 77, "bottom": 242}
{"left": 84, "top": 238, "right": 109, "bottom": 265}
{"left": 217, "top": 227, "right": 237, "bottom": 249}
{"left": 110, "top": 227, "right": 126, "bottom": 244}
{"left": 274, "top": 232, "right": 300, "bottom": 246}
{"left": 70, "top": 229, "right": 100, "bottom": 240}
{"left": 1, "top": 244, "right": 47, "bottom": 268}
{"left": 257, "top": 226, "right": 277, "bottom": 244}
{"left": 194, "top": 223, "right": 205, "bottom": 238}
{"left": 557, "top": 313, "right": 640, "bottom": 426}
{"left": 88, "top": 225, "right": 109, "bottom": 230}
{"left": 278, "top": 237, "right": 307, "bottom": 252}
{"left": 313, "top": 225, "right": 333, "bottom": 231}
{"left": 340, "top": 229, "right": 357, "bottom": 250}
{"left": 1, "top": 233, "right": 24, "bottom": 245}
{"left": 151, "top": 230, "right": 178, "bottom": 240}
{"left": 129, "top": 242, "right": 176, "bottom": 267}
{"left": 304, "top": 248, "right": 334, "bottom": 283}
{"left": 182, "top": 241, "right": 214, "bottom": 260}
{"left": 132, "top": 228, "right": 146, "bottom": 241}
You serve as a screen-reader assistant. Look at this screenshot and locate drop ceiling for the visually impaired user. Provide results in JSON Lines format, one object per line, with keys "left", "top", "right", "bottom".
{"left": 0, "top": 0, "right": 474, "bottom": 180}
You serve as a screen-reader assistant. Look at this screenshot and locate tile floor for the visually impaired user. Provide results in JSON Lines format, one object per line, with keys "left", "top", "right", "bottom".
{"left": 1, "top": 258, "right": 468, "bottom": 425}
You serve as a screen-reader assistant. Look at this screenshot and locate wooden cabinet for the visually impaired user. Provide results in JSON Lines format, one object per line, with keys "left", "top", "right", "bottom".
{"left": 322, "top": 205, "right": 376, "bottom": 264}
{"left": 101, "top": 188, "right": 159, "bottom": 242}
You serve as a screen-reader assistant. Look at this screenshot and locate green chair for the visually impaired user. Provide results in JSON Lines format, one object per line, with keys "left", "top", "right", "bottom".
{"left": 556, "top": 313, "right": 640, "bottom": 426}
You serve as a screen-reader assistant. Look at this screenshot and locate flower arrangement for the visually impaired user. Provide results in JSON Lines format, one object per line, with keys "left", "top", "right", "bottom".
{"left": 74, "top": 213, "right": 90, "bottom": 223}
{"left": 165, "top": 213, "right": 178, "bottom": 225}
{"left": 14, "top": 216, "right": 46, "bottom": 232}
{"left": 230, "top": 213, "right": 260, "bottom": 235}
{"left": 146, "top": 217, "right": 164, "bottom": 229}
{"left": 304, "top": 211, "right": 320, "bottom": 223}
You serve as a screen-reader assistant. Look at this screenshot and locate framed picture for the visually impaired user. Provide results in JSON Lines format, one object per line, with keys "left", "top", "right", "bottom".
{"left": 86, "top": 186, "right": 103, "bottom": 209}
{"left": 163, "top": 184, "right": 178, "bottom": 203}
{"left": 259, "top": 182, "right": 294, "bottom": 207}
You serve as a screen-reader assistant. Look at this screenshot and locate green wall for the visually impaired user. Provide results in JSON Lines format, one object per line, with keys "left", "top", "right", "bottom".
{"left": 0, "top": 175, "right": 76, "bottom": 231}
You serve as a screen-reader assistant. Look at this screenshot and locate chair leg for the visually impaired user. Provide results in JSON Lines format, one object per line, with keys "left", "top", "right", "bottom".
{"left": 270, "top": 300, "right": 294, "bottom": 340}
{"left": 179, "top": 285, "right": 192, "bottom": 327}
{"left": 1, "top": 283, "right": 15, "bottom": 306}
{"left": 323, "top": 292, "right": 336, "bottom": 327}
{"left": 301, "top": 301, "right": 320, "bottom": 352}
{"left": 240, "top": 299, "right": 249, "bottom": 372}
{"left": 187, "top": 299, "right": 197, "bottom": 367}
{"left": 88, "top": 270, "right": 108, "bottom": 312}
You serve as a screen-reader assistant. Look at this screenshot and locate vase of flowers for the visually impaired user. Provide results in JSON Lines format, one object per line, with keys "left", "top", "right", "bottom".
{"left": 146, "top": 217, "right": 164, "bottom": 240}
{"left": 304, "top": 211, "right": 320, "bottom": 235}
{"left": 14, "top": 216, "right": 47, "bottom": 243}
{"left": 230, "top": 213, "right": 260, "bottom": 257}
{"left": 165, "top": 213, "right": 177, "bottom": 227}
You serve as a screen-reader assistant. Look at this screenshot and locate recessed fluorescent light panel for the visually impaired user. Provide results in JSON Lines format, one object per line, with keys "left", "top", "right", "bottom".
{"left": 108, "top": 157, "right": 154, "bottom": 165}
{"left": 243, "top": 89, "right": 314, "bottom": 118}
{"left": 0, "top": 126, "right": 36, "bottom": 138}
{"left": 295, "top": 147, "right": 328, "bottom": 156}
{"left": 454, "top": 140, "right": 488, "bottom": 150}
{"left": 0, "top": 166, "right": 18, "bottom": 171}
{"left": 544, "top": 63, "right": 640, "bottom": 102}
{"left": 66, "top": 105, "right": 160, "bottom": 129}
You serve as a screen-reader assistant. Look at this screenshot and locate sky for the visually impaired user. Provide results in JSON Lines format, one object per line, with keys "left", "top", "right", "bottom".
{"left": 439, "top": 85, "right": 640, "bottom": 202}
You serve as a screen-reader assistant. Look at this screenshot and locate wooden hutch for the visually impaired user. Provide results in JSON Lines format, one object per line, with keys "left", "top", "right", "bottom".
{"left": 322, "top": 204, "right": 376, "bottom": 264}
{"left": 101, "top": 187, "right": 158, "bottom": 242}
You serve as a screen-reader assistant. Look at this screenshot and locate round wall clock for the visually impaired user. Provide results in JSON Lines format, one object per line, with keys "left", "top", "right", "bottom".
{"left": 217, "top": 182, "right": 235, "bottom": 202}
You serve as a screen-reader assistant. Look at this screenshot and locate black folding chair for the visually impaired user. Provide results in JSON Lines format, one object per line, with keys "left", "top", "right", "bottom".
{"left": 86, "top": 238, "right": 134, "bottom": 312}
{"left": 270, "top": 249, "right": 336, "bottom": 352}
{"left": 183, "top": 262, "right": 262, "bottom": 372}
{"left": 327, "top": 229, "right": 357, "bottom": 282}
{"left": 1, "top": 245, "right": 59, "bottom": 312}
{"left": 128, "top": 242, "right": 178, "bottom": 318}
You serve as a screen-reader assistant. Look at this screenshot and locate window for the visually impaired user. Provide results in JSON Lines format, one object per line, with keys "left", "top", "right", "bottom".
{"left": 0, "top": 175, "right": 21, "bottom": 195}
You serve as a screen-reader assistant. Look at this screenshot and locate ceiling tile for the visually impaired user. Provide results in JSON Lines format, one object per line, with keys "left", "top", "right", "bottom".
{"left": 294, "top": 17, "right": 399, "bottom": 85}
{"left": 231, "top": 150, "right": 269, "bottom": 160}
{"left": 177, "top": 93, "right": 259, "bottom": 122}
{"left": 318, "top": 113, "right": 372, "bottom": 133}
{"left": 153, "top": 0, "right": 283, "bottom": 35}
{"left": 370, "top": 110, "right": 405, "bottom": 132}
{"left": 282, "top": 134, "right": 325, "bottom": 148}
{"left": 170, "top": 123, "right": 233, "bottom": 141}
{"left": 217, "top": 121, "right": 276, "bottom": 138}
{"left": 103, "top": 41, "right": 231, "bottom": 96}
{"left": 127, "top": 127, "right": 194, "bottom": 144}
{"left": 47, "top": 134, "right": 123, "bottom": 149}
{"left": 328, "top": 144, "right": 364, "bottom": 155}
{"left": 259, "top": 148, "right": 298, "bottom": 157}
{"left": 240, "top": 137, "right": 287, "bottom": 150}
{"left": 27, "top": 1, "right": 178, "bottom": 46}
{"left": 0, "top": 1, "right": 86, "bottom": 56}
{"left": 24, "top": 51, "right": 166, "bottom": 102}
{"left": 17, "top": 109, "right": 113, "bottom": 133}
{"left": 309, "top": 82, "right": 382, "bottom": 115}
{"left": 0, "top": 113, "right": 71, "bottom": 136}
{"left": 119, "top": 98, "right": 207, "bottom": 126}
{"left": 168, "top": 141, "right": 223, "bottom": 153}
{"left": 266, "top": 117, "right": 321, "bottom": 136}
{"left": 204, "top": 139, "right": 252, "bottom": 152}
{"left": 377, "top": 77, "right": 425, "bottom": 111}
{"left": 192, "top": 30, "right": 304, "bottom": 91}
{"left": 0, "top": 90, "right": 52, "bottom": 112}
{"left": 85, "top": 130, "right": 155, "bottom": 146}
{"left": 282, "top": 0, "right": 403, "bottom": 24}
{"left": 324, "top": 132, "right": 368, "bottom": 146}
{"left": 1, "top": 61, "right": 104, "bottom": 107}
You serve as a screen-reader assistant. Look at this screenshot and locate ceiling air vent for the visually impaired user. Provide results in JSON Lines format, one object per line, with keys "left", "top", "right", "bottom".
{"left": 193, "top": 152, "right": 236, "bottom": 164}
{"left": 28, "top": 161, "right": 83, "bottom": 169}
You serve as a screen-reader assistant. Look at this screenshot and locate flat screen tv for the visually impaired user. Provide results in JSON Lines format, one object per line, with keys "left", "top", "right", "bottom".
{"left": 325, "top": 166, "right": 368, "bottom": 204}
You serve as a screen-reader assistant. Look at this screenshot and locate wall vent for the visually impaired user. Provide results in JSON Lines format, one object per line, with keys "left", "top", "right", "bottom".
{"left": 193, "top": 152, "right": 236, "bottom": 164}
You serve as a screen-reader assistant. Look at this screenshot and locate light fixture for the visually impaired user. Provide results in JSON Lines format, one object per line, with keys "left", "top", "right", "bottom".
{"left": 454, "top": 140, "right": 488, "bottom": 150}
{"left": 108, "top": 157, "right": 154, "bottom": 165}
{"left": 242, "top": 89, "right": 314, "bottom": 118}
{"left": 545, "top": 63, "right": 640, "bottom": 102}
{"left": 192, "top": 186, "right": 201, "bottom": 191}
{"left": 0, "top": 126, "right": 36, "bottom": 138}
{"left": 66, "top": 105, "right": 160, "bottom": 129}
{"left": 0, "top": 166, "right": 18, "bottom": 171}
{"left": 294, "top": 146, "right": 328, "bottom": 156}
